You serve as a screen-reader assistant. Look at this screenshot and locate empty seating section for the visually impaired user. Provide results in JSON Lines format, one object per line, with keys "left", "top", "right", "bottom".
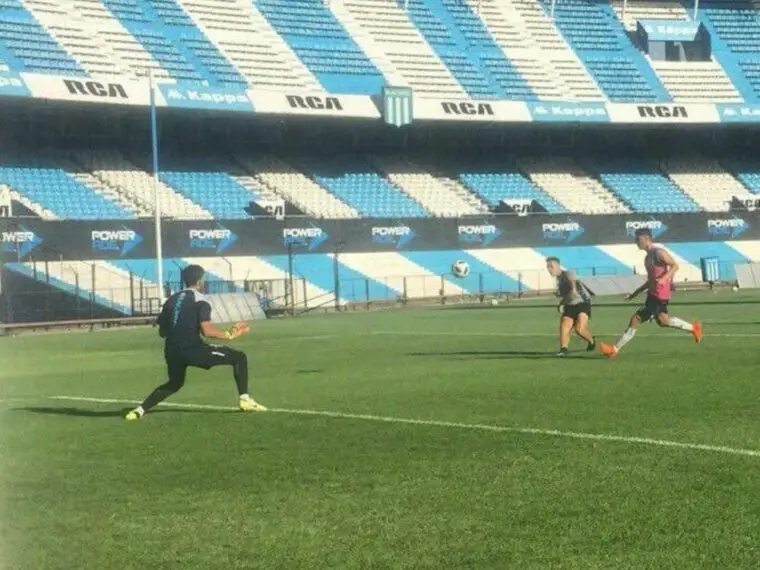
{"left": 584, "top": 57, "right": 661, "bottom": 102}
{"left": 370, "top": 156, "right": 487, "bottom": 217}
{"left": 662, "top": 156, "right": 757, "bottom": 211}
{"left": 255, "top": 0, "right": 383, "bottom": 94}
{"left": 702, "top": 1, "right": 760, "bottom": 100}
{"left": 160, "top": 171, "right": 259, "bottom": 218}
{"left": 6, "top": 151, "right": 760, "bottom": 219}
{"left": 739, "top": 59, "right": 760, "bottom": 98}
{"left": 459, "top": 171, "right": 566, "bottom": 213}
{"left": 0, "top": 165, "right": 133, "bottom": 219}
{"left": 720, "top": 158, "right": 760, "bottom": 194}
{"left": 401, "top": 0, "right": 532, "bottom": 99}
{"left": 297, "top": 156, "right": 429, "bottom": 218}
{"left": 102, "top": 0, "right": 245, "bottom": 86}
{"left": 74, "top": 150, "right": 212, "bottom": 220}
{"left": 175, "top": 0, "right": 321, "bottom": 91}
{"left": 704, "top": 1, "right": 760, "bottom": 53}
{"left": 0, "top": 2, "right": 85, "bottom": 75}
{"left": 518, "top": 156, "right": 630, "bottom": 214}
{"left": 593, "top": 160, "right": 699, "bottom": 213}
{"left": 544, "top": 0, "right": 667, "bottom": 102}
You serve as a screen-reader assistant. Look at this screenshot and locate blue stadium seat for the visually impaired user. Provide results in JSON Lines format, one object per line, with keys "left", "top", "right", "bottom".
{"left": 256, "top": 0, "right": 384, "bottom": 95}
{"left": 401, "top": 0, "right": 533, "bottom": 100}
{"left": 456, "top": 164, "right": 565, "bottom": 213}
{"left": 0, "top": 166, "right": 133, "bottom": 219}
{"left": 102, "top": 0, "right": 246, "bottom": 87}
{"left": 160, "top": 171, "right": 259, "bottom": 219}
{"left": 0, "top": 2, "right": 86, "bottom": 76}
{"left": 720, "top": 157, "right": 760, "bottom": 194}
{"left": 542, "top": 0, "right": 669, "bottom": 102}
{"left": 591, "top": 159, "right": 699, "bottom": 213}
{"left": 700, "top": 1, "right": 760, "bottom": 101}
{"left": 297, "top": 156, "right": 429, "bottom": 218}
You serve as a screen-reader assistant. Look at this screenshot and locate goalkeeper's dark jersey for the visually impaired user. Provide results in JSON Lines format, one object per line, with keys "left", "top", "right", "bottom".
{"left": 156, "top": 289, "right": 212, "bottom": 350}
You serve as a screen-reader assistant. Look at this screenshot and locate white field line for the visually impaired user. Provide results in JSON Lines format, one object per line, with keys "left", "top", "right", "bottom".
{"left": 368, "top": 330, "right": 760, "bottom": 338}
{"left": 52, "top": 396, "right": 760, "bottom": 459}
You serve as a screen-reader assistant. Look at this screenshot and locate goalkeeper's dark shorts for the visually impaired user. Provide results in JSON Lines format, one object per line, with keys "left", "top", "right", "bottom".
{"left": 164, "top": 344, "right": 247, "bottom": 388}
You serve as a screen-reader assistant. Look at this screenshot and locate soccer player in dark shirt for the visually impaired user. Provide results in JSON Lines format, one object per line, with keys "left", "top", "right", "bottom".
{"left": 125, "top": 264, "right": 266, "bottom": 420}
{"left": 546, "top": 257, "right": 596, "bottom": 356}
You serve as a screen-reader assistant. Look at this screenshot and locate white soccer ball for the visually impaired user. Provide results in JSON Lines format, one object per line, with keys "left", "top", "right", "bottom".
{"left": 452, "top": 260, "right": 470, "bottom": 278}
{"left": 732, "top": 285, "right": 739, "bottom": 292}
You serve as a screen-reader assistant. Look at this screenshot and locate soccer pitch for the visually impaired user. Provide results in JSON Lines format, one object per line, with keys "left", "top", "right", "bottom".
{"left": 2, "top": 291, "right": 760, "bottom": 569}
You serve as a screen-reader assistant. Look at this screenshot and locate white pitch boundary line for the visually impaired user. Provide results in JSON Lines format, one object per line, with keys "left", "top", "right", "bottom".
{"left": 51, "top": 396, "right": 760, "bottom": 459}
{"left": 368, "top": 330, "right": 760, "bottom": 338}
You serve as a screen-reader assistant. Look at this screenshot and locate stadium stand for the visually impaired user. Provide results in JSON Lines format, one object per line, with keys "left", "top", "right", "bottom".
{"left": 19, "top": 0, "right": 127, "bottom": 77}
{"left": 240, "top": 154, "right": 360, "bottom": 219}
{"left": 293, "top": 154, "right": 430, "bottom": 218}
{"left": 72, "top": 150, "right": 212, "bottom": 220}
{"left": 517, "top": 156, "right": 630, "bottom": 214}
{"left": 67, "top": 0, "right": 166, "bottom": 79}
{"left": 472, "top": 0, "right": 604, "bottom": 100}
{"left": 255, "top": 0, "right": 384, "bottom": 95}
{"left": 445, "top": 157, "right": 566, "bottom": 213}
{"left": 590, "top": 158, "right": 700, "bottom": 213}
{"left": 99, "top": 0, "right": 247, "bottom": 85}
{"left": 8, "top": 150, "right": 760, "bottom": 220}
{"left": 159, "top": 168, "right": 261, "bottom": 219}
{"left": 612, "top": 0, "right": 741, "bottom": 102}
{"left": 700, "top": 0, "right": 760, "bottom": 101}
{"left": 331, "top": 0, "right": 468, "bottom": 97}
{"left": 720, "top": 157, "right": 760, "bottom": 194}
{"left": 0, "top": 161, "right": 134, "bottom": 220}
{"left": 0, "top": 0, "right": 86, "bottom": 76}
{"left": 173, "top": 0, "right": 322, "bottom": 90}
{"left": 661, "top": 155, "right": 758, "bottom": 211}
{"left": 402, "top": 0, "right": 534, "bottom": 100}
{"left": 368, "top": 155, "right": 488, "bottom": 217}
{"left": 544, "top": 0, "right": 670, "bottom": 102}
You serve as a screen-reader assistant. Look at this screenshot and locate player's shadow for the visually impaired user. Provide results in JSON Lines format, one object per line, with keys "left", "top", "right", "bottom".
{"left": 16, "top": 406, "right": 223, "bottom": 418}
{"left": 409, "top": 350, "right": 589, "bottom": 360}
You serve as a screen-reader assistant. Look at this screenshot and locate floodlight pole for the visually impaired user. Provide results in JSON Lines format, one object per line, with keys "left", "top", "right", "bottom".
{"left": 550, "top": 0, "right": 557, "bottom": 19}
{"left": 148, "top": 68, "right": 164, "bottom": 301}
{"left": 622, "top": 0, "right": 627, "bottom": 20}
{"left": 693, "top": 0, "right": 699, "bottom": 20}
{"left": 404, "top": 0, "right": 409, "bottom": 10}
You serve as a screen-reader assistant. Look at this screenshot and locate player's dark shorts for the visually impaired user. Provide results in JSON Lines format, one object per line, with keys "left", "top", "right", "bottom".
{"left": 636, "top": 294, "right": 669, "bottom": 322}
{"left": 165, "top": 343, "right": 243, "bottom": 370}
{"left": 562, "top": 302, "right": 591, "bottom": 321}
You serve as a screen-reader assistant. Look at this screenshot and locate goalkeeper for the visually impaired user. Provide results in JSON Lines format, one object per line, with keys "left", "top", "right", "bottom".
{"left": 125, "top": 264, "right": 266, "bottom": 420}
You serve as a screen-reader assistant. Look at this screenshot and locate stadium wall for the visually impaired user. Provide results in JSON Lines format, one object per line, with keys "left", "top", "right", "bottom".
{"left": 2, "top": 213, "right": 758, "bottom": 261}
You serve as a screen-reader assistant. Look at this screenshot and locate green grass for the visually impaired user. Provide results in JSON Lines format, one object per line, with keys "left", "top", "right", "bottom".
{"left": 3, "top": 290, "right": 760, "bottom": 569}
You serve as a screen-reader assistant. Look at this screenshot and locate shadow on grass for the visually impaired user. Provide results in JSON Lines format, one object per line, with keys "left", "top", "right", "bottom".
{"left": 15, "top": 406, "right": 227, "bottom": 418}
{"left": 409, "top": 350, "right": 595, "bottom": 360}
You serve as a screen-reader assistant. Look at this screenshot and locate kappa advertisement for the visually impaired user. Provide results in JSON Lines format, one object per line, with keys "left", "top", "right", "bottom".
{"left": 1, "top": 213, "right": 758, "bottom": 262}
